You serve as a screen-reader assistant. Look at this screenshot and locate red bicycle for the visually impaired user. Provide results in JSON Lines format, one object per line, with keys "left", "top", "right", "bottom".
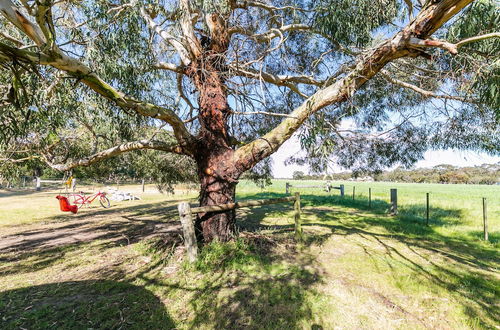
{"left": 68, "top": 191, "right": 111, "bottom": 209}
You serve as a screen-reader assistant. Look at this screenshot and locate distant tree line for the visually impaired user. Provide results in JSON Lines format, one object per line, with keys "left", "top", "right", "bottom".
{"left": 292, "top": 163, "right": 500, "bottom": 185}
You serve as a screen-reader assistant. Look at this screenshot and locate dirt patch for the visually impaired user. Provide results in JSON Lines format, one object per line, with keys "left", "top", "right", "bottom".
{"left": 0, "top": 215, "right": 181, "bottom": 255}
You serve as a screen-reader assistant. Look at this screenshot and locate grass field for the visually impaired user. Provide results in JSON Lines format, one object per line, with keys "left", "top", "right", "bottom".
{"left": 239, "top": 179, "right": 500, "bottom": 243}
{"left": 0, "top": 180, "right": 498, "bottom": 329}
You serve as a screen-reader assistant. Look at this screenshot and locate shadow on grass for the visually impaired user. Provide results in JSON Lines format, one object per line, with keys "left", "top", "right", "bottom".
{"left": 0, "top": 188, "right": 45, "bottom": 198}
{"left": 238, "top": 191, "right": 464, "bottom": 226}
{"left": 1, "top": 195, "right": 323, "bottom": 329}
{"left": 236, "top": 192, "right": 499, "bottom": 328}
{"left": 0, "top": 201, "right": 185, "bottom": 276}
{"left": 1, "top": 191, "right": 497, "bottom": 328}
{"left": 135, "top": 236, "right": 322, "bottom": 329}
{"left": 0, "top": 280, "right": 174, "bottom": 329}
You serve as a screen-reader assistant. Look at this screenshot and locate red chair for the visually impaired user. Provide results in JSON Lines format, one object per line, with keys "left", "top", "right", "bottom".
{"left": 56, "top": 195, "right": 78, "bottom": 214}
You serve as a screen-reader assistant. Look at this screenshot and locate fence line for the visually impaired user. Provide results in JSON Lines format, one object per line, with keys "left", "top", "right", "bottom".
{"left": 483, "top": 198, "right": 488, "bottom": 241}
{"left": 346, "top": 185, "right": 490, "bottom": 238}
{"left": 286, "top": 182, "right": 344, "bottom": 196}
{"left": 34, "top": 177, "right": 77, "bottom": 191}
{"left": 368, "top": 188, "right": 372, "bottom": 208}
{"left": 390, "top": 189, "right": 398, "bottom": 215}
{"left": 426, "top": 193, "right": 430, "bottom": 225}
{"left": 178, "top": 193, "right": 302, "bottom": 262}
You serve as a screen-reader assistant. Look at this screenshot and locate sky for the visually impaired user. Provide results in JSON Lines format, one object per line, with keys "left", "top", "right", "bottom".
{"left": 271, "top": 134, "right": 500, "bottom": 178}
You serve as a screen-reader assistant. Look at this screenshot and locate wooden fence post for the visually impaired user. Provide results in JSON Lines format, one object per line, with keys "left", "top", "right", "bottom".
{"left": 142, "top": 179, "right": 145, "bottom": 192}
{"left": 23, "top": 176, "right": 26, "bottom": 188}
{"left": 35, "top": 177, "right": 41, "bottom": 191}
{"left": 368, "top": 188, "right": 372, "bottom": 208}
{"left": 178, "top": 202, "right": 198, "bottom": 262}
{"left": 352, "top": 186, "right": 355, "bottom": 200}
{"left": 426, "top": 193, "right": 430, "bottom": 225}
{"left": 286, "top": 182, "right": 290, "bottom": 194}
{"left": 294, "top": 192, "right": 303, "bottom": 241}
{"left": 390, "top": 189, "right": 397, "bottom": 215}
{"left": 483, "top": 198, "right": 488, "bottom": 241}
{"left": 340, "top": 184, "right": 345, "bottom": 197}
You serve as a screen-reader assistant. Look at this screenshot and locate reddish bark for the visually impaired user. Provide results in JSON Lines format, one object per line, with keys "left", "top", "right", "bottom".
{"left": 187, "top": 49, "right": 241, "bottom": 241}
{"left": 196, "top": 159, "right": 238, "bottom": 242}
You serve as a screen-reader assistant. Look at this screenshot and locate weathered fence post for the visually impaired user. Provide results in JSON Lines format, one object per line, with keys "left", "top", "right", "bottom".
{"left": 326, "top": 183, "right": 331, "bottom": 193}
{"left": 340, "top": 184, "right": 345, "bottom": 197}
{"left": 23, "top": 176, "right": 26, "bottom": 188}
{"left": 352, "top": 186, "right": 355, "bottom": 200}
{"left": 178, "top": 202, "right": 198, "bottom": 262}
{"left": 426, "top": 193, "right": 430, "bottom": 225}
{"left": 142, "top": 179, "right": 145, "bottom": 192}
{"left": 368, "top": 188, "right": 372, "bottom": 208}
{"left": 294, "top": 192, "right": 303, "bottom": 241}
{"left": 390, "top": 189, "right": 397, "bottom": 215}
{"left": 35, "top": 177, "right": 41, "bottom": 191}
{"left": 71, "top": 178, "right": 77, "bottom": 192}
{"left": 286, "top": 182, "right": 290, "bottom": 194}
{"left": 483, "top": 198, "right": 488, "bottom": 241}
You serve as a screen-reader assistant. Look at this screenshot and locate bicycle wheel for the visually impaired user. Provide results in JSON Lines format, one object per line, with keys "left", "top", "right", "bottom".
{"left": 99, "top": 195, "right": 111, "bottom": 208}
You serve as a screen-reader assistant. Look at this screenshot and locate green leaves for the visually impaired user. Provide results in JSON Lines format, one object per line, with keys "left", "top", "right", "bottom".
{"left": 448, "top": 0, "right": 499, "bottom": 45}
{"left": 313, "top": 0, "right": 400, "bottom": 48}
{"left": 446, "top": 0, "right": 500, "bottom": 112}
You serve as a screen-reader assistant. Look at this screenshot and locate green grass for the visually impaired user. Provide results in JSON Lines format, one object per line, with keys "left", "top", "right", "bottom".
{"left": 0, "top": 181, "right": 498, "bottom": 329}
{"left": 239, "top": 179, "right": 499, "bottom": 243}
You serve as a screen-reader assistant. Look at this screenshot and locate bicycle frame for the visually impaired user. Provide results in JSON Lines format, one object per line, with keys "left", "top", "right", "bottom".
{"left": 71, "top": 191, "right": 107, "bottom": 208}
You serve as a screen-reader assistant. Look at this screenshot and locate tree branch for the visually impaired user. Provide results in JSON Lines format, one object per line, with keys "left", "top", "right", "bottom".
{"left": 230, "top": 24, "right": 310, "bottom": 42}
{"left": 0, "top": 40, "right": 195, "bottom": 152}
{"left": 456, "top": 32, "right": 500, "bottom": 48}
{"left": 140, "top": 7, "right": 192, "bottom": 65}
{"left": 229, "top": 65, "right": 311, "bottom": 97}
{"left": 178, "top": 0, "right": 202, "bottom": 59}
{"left": 379, "top": 70, "right": 472, "bottom": 103}
{"left": 408, "top": 32, "right": 500, "bottom": 55}
{"left": 229, "top": 110, "right": 296, "bottom": 118}
{"left": 230, "top": 64, "right": 323, "bottom": 86}
{"left": 47, "top": 139, "right": 183, "bottom": 172}
{"left": 1, "top": 1, "right": 196, "bottom": 152}
{"left": 155, "top": 62, "right": 183, "bottom": 73}
{"left": 0, "top": 0, "right": 46, "bottom": 46}
{"left": 0, "top": 155, "right": 41, "bottom": 163}
{"left": 0, "top": 31, "right": 24, "bottom": 46}
{"left": 235, "top": 1, "right": 311, "bottom": 13}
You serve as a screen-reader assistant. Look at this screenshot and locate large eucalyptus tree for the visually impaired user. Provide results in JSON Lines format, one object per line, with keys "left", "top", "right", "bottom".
{"left": 1, "top": 0, "right": 498, "bottom": 241}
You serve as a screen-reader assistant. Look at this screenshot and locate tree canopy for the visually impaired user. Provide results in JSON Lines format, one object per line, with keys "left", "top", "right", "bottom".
{"left": 1, "top": 0, "right": 498, "bottom": 172}
{"left": 1, "top": 0, "right": 498, "bottom": 240}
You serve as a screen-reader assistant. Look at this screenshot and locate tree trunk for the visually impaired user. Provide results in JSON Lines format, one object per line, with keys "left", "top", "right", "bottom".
{"left": 194, "top": 144, "right": 241, "bottom": 242}
{"left": 188, "top": 59, "right": 241, "bottom": 242}
{"left": 196, "top": 167, "right": 237, "bottom": 242}
{"left": 186, "top": 20, "right": 242, "bottom": 242}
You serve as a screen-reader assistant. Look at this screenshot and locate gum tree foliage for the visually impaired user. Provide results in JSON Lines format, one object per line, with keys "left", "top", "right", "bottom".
{"left": 0, "top": 0, "right": 498, "bottom": 241}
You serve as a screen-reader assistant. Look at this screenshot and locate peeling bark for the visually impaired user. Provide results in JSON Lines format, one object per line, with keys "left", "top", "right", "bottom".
{"left": 185, "top": 15, "right": 241, "bottom": 241}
